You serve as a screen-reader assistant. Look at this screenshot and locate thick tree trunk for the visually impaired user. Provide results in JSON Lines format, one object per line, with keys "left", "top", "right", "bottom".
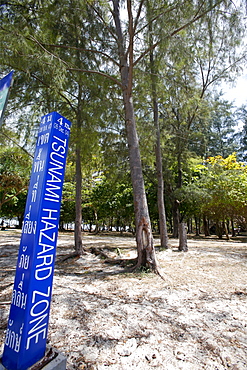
{"left": 203, "top": 215, "right": 210, "bottom": 236}
{"left": 122, "top": 83, "right": 158, "bottom": 271}
{"left": 178, "top": 222, "right": 188, "bottom": 252}
{"left": 113, "top": 0, "right": 159, "bottom": 272}
{"left": 216, "top": 221, "right": 223, "bottom": 239}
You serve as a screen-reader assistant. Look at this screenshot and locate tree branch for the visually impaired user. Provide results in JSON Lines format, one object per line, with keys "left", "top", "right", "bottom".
{"left": 0, "top": 131, "right": 34, "bottom": 158}
{"left": 68, "top": 67, "right": 122, "bottom": 87}
{"left": 29, "top": 72, "right": 77, "bottom": 111}
{"left": 134, "top": 3, "right": 178, "bottom": 37}
{"left": 90, "top": 3, "right": 118, "bottom": 43}
{"left": 0, "top": 185, "right": 28, "bottom": 208}
{"left": 27, "top": 35, "right": 71, "bottom": 69}
{"left": 133, "top": 0, "right": 225, "bottom": 66}
{"left": 26, "top": 36, "right": 122, "bottom": 88}
{"left": 133, "top": 0, "right": 145, "bottom": 35}
{"left": 41, "top": 43, "right": 120, "bottom": 68}
{"left": 112, "top": 0, "right": 126, "bottom": 65}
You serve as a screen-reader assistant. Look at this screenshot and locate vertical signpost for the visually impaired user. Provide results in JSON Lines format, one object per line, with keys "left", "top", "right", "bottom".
{"left": 0, "top": 71, "right": 14, "bottom": 128}
{"left": 1, "top": 112, "right": 71, "bottom": 370}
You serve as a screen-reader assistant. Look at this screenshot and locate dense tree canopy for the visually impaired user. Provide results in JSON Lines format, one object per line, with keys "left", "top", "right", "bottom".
{"left": 174, "top": 153, "right": 247, "bottom": 237}
{"left": 0, "top": 0, "right": 247, "bottom": 257}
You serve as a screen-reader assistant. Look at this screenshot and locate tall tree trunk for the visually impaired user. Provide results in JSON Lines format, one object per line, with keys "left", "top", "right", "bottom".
{"left": 152, "top": 63, "right": 169, "bottom": 249}
{"left": 231, "top": 218, "right": 236, "bottom": 237}
{"left": 195, "top": 217, "right": 199, "bottom": 236}
{"left": 74, "top": 142, "right": 84, "bottom": 255}
{"left": 187, "top": 219, "right": 192, "bottom": 234}
{"left": 203, "top": 215, "right": 210, "bottom": 236}
{"left": 155, "top": 120, "right": 169, "bottom": 249}
{"left": 148, "top": 0, "right": 169, "bottom": 249}
{"left": 175, "top": 152, "right": 188, "bottom": 250}
{"left": 172, "top": 150, "right": 182, "bottom": 238}
{"left": 112, "top": 0, "right": 159, "bottom": 272}
{"left": 178, "top": 222, "right": 188, "bottom": 252}
{"left": 74, "top": 87, "right": 84, "bottom": 255}
{"left": 122, "top": 76, "right": 158, "bottom": 271}
{"left": 198, "top": 217, "right": 201, "bottom": 235}
{"left": 216, "top": 221, "right": 223, "bottom": 239}
{"left": 224, "top": 220, "right": 229, "bottom": 240}
{"left": 172, "top": 200, "right": 179, "bottom": 238}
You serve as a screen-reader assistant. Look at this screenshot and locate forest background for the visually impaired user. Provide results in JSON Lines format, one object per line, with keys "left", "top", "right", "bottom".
{"left": 1, "top": 0, "right": 247, "bottom": 271}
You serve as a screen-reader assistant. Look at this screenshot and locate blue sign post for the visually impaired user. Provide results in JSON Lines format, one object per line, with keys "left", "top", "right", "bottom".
{"left": 1, "top": 112, "right": 71, "bottom": 370}
{"left": 0, "top": 71, "right": 14, "bottom": 128}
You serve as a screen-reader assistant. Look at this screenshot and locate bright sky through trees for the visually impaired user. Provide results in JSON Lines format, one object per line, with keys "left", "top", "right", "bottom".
{"left": 222, "top": 73, "right": 247, "bottom": 107}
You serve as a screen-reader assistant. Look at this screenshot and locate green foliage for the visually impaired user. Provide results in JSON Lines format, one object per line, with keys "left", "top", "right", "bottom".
{"left": 204, "top": 97, "right": 239, "bottom": 158}
{"left": 0, "top": 146, "right": 31, "bottom": 215}
{"left": 90, "top": 176, "right": 134, "bottom": 231}
{"left": 176, "top": 154, "right": 247, "bottom": 225}
{"left": 200, "top": 154, "right": 247, "bottom": 221}
{"left": 60, "top": 182, "right": 76, "bottom": 225}
{"left": 0, "top": 0, "right": 246, "bottom": 236}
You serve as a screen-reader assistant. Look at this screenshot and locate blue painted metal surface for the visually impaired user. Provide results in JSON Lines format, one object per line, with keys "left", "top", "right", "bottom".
{"left": 0, "top": 71, "right": 14, "bottom": 127}
{"left": 2, "top": 112, "right": 71, "bottom": 370}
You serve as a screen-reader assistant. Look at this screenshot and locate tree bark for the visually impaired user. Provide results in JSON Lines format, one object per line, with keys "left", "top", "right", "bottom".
{"left": 231, "top": 218, "right": 236, "bottom": 237}
{"left": 172, "top": 200, "right": 179, "bottom": 238}
{"left": 122, "top": 75, "right": 158, "bottom": 271}
{"left": 74, "top": 142, "right": 84, "bottom": 255}
{"left": 216, "top": 221, "right": 223, "bottom": 239}
{"left": 195, "top": 217, "right": 199, "bottom": 236}
{"left": 147, "top": 0, "right": 169, "bottom": 249}
{"left": 203, "top": 215, "right": 210, "bottom": 236}
{"left": 178, "top": 222, "right": 188, "bottom": 252}
{"left": 74, "top": 87, "right": 84, "bottom": 255}
{"left": 172, "top": 149, "right": 182, "bottom": 238}
{"left": 224, "top": 220, "right": 229, "bottom": 240}
{"left": 112, "top": 0, "right": 159, "bottom": 272}
{"left": 155, "top": 121, "right": 169, "bottom": 249}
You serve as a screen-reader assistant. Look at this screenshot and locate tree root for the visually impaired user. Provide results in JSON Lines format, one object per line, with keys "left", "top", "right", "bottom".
{"left": 90, "top": 247, "right": 111, "bottom": 260}
{"left": 62, "top": 246, "right": 166, "bottom": 280}
{"left": 129, "top": 260, "right": 166, "bottom": 280}
{"left": 90, "top": 247, "right": 137, "bottom": 268}
{"left": 58, "top": 251, "right": 85, "bottom": 263}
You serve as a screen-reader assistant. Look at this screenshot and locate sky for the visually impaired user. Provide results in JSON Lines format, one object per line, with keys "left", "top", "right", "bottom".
{"left": 221, "top": 73, "right": 247, "bottom": 108}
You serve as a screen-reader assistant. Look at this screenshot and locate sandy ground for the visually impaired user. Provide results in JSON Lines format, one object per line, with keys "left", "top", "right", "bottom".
{"left": 0, "top": 229, "right": 247, "bottom": 369}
